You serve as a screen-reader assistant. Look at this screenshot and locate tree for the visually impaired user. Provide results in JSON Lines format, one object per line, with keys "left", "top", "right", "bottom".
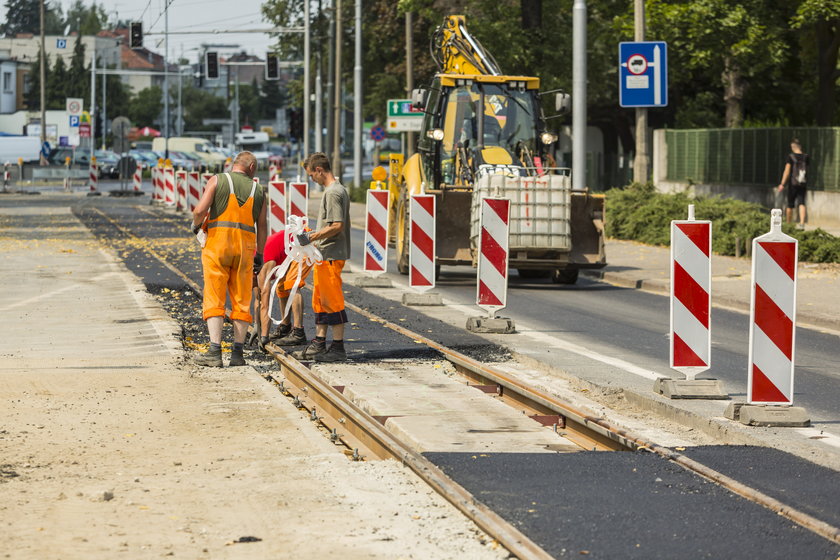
{"left": 67, "top": 35, "right": 89, "bottom": 102}
{"left": 181, "top": 84, "right": 228, "bottom": 130}
{"left": 25, "top": 48, "right": 47, "bottom": 110}
{"left": 129, "top": 86, "right": 163, "bottom": 126}
{"left": 793, "top": 0, "right": 840, "bottom": 125}
{"left": 47, "top": 54, "right": 68, "bottom": 109}
{"left": 64, "top": 0, "right": 107, "bottom": 36}
{"left": 260, "top": 75, "right": 288, "bottom": 120}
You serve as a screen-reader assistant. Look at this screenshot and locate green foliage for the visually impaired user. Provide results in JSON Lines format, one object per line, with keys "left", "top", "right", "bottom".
{"left": 3, "top": 0, "right": 63, "bottom": 36}
{"left": 129, "top": 87, "right": 163, "bottom": 127}
{"left": 605, "top": 183, "right": 840, "bottom": 263}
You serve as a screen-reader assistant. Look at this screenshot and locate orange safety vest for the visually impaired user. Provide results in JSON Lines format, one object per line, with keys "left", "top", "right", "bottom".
{"left": 205, "top": 173, "right": 258, "bottom": 260}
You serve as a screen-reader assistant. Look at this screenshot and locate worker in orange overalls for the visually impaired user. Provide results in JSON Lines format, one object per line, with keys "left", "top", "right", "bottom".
{"left": 191, "top": 151, "right": 267, "bottom": 367}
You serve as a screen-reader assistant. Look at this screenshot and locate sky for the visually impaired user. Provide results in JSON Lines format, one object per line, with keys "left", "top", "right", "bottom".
{"left": 2, "top": 0, "right": 277, "bottom": 63}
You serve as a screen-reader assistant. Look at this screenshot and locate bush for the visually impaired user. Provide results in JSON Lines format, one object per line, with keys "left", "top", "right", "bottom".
{"left": 605, "top": 183, "right": 840, "bottom": 263}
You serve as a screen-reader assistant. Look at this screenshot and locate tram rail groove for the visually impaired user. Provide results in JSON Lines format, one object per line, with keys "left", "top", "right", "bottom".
{"left": 81, "top": 201, "right": 840, "bottom": 549}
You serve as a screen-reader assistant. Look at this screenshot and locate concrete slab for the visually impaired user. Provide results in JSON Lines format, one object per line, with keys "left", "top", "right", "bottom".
{"left": 653, "top": 378, "right": 729, "bottom": 400}
{"left": 725, "top": 402, "right": 811, "bottom": 427}
{"left": 355, "top": 275, "right": 393, "bottom": 288}
{"left": 402, "top": 292, "right": 444, "bottom": 306}
{"left": 466, "top": 316, "right": 516, "bottom": 334}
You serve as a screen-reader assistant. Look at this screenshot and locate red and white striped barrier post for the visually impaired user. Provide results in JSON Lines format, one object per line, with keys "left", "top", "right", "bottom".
{"left": 175, "top": 170, "right": 187, "bottom": 211}
{"left": 2, "top": 161, "right": 10, "bottom": 192}
{"left": 409, "top": 194, "right": 436, "bottom": 292}
{"left": 87, "top": 156, "right": 99, "bottom": 195}
{"left": 187, "top": 171, "right": 201, "bottom": 212}
{"left": 288, "top": 181, "right": 308, "bottom": 219}
{"left": 670, "top": 204, "right": 711, "bottom": 379}
{"left": 748, "top": 208, "right": 798, "bottom": 405}
{"left": 133, "top": 164, "right": 143, "bottom": 193}
{"left": 476, "top": 197, "right": 511, "bottom": 315}
{"left": 364, "top": 189, "right": 390, "bottom": 275}
{"left": 201, "top": 172, "right": 214, "bottom": 190}
{"left": 268, "top": 164, "right": 278, "bottom": 182}
{"left": 151, "top": 165, "right": 160, "bottom": 201}
{"left": 268, "top": 180, "right": 287, "bottom": 235}
{"left": 164, "top": 165, "right": 175, "bottom": 206}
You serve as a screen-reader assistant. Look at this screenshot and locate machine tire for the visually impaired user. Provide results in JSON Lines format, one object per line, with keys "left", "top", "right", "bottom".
{"left": 396, "top": 194, "right": 410, "bottom": 275}
{"left": 517, "top": 269, "right": 551, "bottom": 279}
{"left": 551, "top": 269, "right": 579, "bottom": 285}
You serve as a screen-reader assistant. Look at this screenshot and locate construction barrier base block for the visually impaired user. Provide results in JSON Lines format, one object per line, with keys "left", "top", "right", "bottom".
{"left": 466, "top": 316, "right": 516, "bottom": 334}
{"left": 653, "top": 378, "right": 728, "bottom": 400}
{"left": 108, "top": 190, "right": 144, "bottom": 197}
{"left": 86, "top": 191, "right": 102, "bottom": 197}
{"left": 724, "top": 402, "right": 810, "bottom": 427}
{"left": 354, "top": 276, "right": 393, "bottom": 288}
{"left": 402, "top": 292, "right": 443, "bottom": 306}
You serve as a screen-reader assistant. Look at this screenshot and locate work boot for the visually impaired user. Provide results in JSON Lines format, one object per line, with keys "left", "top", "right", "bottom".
{"left": 270, "top": 323, "right": 292, "bottom": 341}
{"left": 258, "top": 336, "right": 271, "bottom": 353}
{"left": 314, "top": 342, "right": 347, "bottom": 363}
{"left": 275, "top": 327, "right": 307, "bottom": 346}
{"left": 294, "top": 339, "right": 326, "bottom": 360}
{"left": 229, "top": 351, "right": 246, "bottom": 367}
{"left": 194, "top": 347, "right": 223, "bottom": 367}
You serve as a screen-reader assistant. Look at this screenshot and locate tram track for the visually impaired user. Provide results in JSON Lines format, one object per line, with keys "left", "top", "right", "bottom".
{"left": 74, "top": 198, "right": 840, "bottom": 558}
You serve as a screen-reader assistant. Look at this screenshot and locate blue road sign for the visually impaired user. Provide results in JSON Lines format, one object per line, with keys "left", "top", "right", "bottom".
{"left": 69, "top": 115, "right": 80, "bottom": 127}
{"left": 41, "top": 141, "right": 51, "bottom": 157}
{"left": 370, "top": 125, "right": 386, "bottom": 142}
{"left": 56, "top": 38, "right": 67, "bottom": 49}
{"left": 619, "top": 41, "right": 668, "bottom": 108}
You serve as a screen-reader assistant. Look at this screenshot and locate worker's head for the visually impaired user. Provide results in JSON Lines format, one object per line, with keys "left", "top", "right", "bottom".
{"left": 790, "top": 138, "right": 802, "bottom": 153}
{"left": 303, "top": 152, "right": 333, "bottom": 186}
{"left": 232, "top": 151, "right": 258, "bottom": 178}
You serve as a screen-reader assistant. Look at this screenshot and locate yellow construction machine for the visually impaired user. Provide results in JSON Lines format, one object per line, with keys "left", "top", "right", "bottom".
{"left": 387, "top": 15, "right": 605, "bottom": 284}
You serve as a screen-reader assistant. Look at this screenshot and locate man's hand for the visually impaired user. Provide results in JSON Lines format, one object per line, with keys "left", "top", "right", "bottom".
{"left": 296, "top": 232, "right": 311, "bottom": 246}
{"left": 192, "top": 223, "right": 202, "bottom": 235}
{"left": 254, "top": 252, "right": 263, "bottom": 274}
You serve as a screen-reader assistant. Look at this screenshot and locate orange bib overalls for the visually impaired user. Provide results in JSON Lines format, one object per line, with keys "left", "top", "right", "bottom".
{"left": 201, "top": 174, "right": 257, "bottom": 322}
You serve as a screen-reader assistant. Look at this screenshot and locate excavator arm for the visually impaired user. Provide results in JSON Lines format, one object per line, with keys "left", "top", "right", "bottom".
{"left": 431, "top": 15, "right": 502, "bottom": 76}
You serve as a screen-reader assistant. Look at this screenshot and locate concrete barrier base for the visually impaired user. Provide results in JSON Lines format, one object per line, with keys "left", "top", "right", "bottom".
{"left": 355, "top": 276, "right": 393, "bottom": 288}
{"left": 402, "top": 292, "right": 443, "bottom": 306}
{"left": 466, "top": 316, "right": 516, "bottom": 334}
{"left": 653, "top": 378, "right": 729, "bottom": 400}
{"left": 724, "top": 402, "right": 810, "bottom": 427}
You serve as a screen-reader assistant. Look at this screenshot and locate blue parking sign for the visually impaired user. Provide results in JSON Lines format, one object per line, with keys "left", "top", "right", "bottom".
{"left": 69, "top": 115, "right": 80, "bottom": 127}
{"left": 619, "top": 41, "right": 668, "bottom": 108}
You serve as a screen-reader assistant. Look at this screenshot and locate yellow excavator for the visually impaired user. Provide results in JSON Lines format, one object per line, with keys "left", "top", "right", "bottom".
{"left": 387, "top": 15, "right": 605, "bottom": 284}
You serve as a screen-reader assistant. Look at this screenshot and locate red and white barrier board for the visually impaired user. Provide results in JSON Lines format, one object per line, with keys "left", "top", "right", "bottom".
{"left": 409, "top": 194, "right": 436, "bottom": 292}
{"left": 133, "top": 164, "right": 143, "bottom": 192}
{"left": 268, "top": 180, "right": 287, "bottom": 235}
{"left": 268, "top": 164, "right": 278, "bottom": 182}
{"left": 476, "top": 197, "right": 511, "bottom": 316}
{"left": 748, "top": 209, "right": 798, "bottom": 405}
{"left": 152, "top": 167, "right": 162, "bottom": 200}
{"left": 89, "top": 159, "right": 98, "bottom": 192}
{"left": 175, "top": 170, "right": 187, "bottom": 211}
{"left": 201, "top": 172, "right": 214, "bottom": 189}
{"left": 288, "top": 181, "right": 308, "bottom": 219}
{"left": 363, "top": 190, "right": 390, "bottom": 275}
{"left": 670, "top": 205, "right": 711, "bottom": 379}
{"left": 187, "top": 172, "right": 201, "bottom": 212}
{"left": 164, "top": 167, "right": 175, "bottom": 206}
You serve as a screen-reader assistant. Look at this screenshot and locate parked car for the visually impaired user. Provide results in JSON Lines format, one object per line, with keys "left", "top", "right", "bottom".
{"left": 153, "top": 150, "right": 192, "bottom": 171}
{"left": 48, "top": 147, "right": 113, "bottom": 179}
{"left": 129, "top": 149, "right": 158, "bottom": 167}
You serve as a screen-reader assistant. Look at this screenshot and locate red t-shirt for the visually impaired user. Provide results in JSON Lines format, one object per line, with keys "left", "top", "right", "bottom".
{"left": 263, "top": 229, "right": 287, "bottom": 264}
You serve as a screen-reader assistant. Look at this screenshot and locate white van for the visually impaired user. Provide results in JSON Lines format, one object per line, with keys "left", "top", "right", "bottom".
{"left": 152, "top": 137, "right": 227, "bottom": 168}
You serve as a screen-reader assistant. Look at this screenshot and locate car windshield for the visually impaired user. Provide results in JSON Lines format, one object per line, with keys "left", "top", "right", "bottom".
{"left": 95, "top": 151, "right": 118, "bottom": 162}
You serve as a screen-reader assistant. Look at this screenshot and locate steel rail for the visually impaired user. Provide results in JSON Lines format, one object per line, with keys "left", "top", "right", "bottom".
{"left": 85, "top": 203, "right": 840, "bottom": 548}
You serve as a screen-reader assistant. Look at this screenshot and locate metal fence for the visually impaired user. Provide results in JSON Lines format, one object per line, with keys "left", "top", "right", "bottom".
{"left": 665, "top": 127, "right": 840, "bottom": 192}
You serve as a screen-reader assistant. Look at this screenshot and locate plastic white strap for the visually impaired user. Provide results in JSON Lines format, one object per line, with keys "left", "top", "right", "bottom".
{"left": 267, "top": 215, "right": 322, "bottom": 325}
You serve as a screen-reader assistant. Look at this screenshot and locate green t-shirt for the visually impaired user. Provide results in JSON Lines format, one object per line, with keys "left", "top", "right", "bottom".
{"left": 316, "top": 181, "right": 351, "bottom": 261}
{"left": 210, "top": 172, "right": 265, "bottom": 224}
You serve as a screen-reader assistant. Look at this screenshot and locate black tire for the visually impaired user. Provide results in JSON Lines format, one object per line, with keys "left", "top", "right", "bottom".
{"left": 396, "top": 196, "right": 410, "bottom": 275}
{"left": 551, "top": 269, "right": 579, "bottom": 285}
{"left": 518, "top": 269, "right": 551, "bottom": 279}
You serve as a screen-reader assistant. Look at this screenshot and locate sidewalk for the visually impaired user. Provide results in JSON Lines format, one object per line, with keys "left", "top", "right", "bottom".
{"left": 0, "top": 193, "right": 506, "bottom": 559}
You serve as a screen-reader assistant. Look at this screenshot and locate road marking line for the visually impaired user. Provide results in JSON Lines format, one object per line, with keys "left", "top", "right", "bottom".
{"left": 0, "top": 271, "right": 118, "bottom": 312}
{"left": 793, "top": 427, "right": 840, "bottom": 450}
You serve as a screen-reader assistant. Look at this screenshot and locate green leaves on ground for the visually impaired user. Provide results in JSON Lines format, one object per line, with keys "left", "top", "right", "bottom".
{"left": 605, "top": 183, "right": 840, "bottom": 263}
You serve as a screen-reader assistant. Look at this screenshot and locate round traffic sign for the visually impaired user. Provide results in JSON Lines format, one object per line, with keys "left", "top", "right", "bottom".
{"left": 370, "top": 125, "right": 386, "bottom": 142}
{"left": 627, "top": 54, "right": 648, "bottom": 75}
{"left": 67, "top": 100, "right": 81, "bottom": 114}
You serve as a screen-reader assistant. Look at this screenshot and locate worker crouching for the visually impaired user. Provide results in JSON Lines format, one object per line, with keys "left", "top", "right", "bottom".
{"left": 192, "top": 151, "right": 267, "bottom": 367}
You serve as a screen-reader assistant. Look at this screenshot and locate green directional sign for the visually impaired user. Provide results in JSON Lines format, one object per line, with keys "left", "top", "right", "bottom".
{"left": 387, "top": 99, "right": 420, "bottom": 118}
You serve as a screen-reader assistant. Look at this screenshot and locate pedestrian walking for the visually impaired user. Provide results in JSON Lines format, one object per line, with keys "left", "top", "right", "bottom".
{"left": 192, "top": 151, "right": 267, "bottom": 367}
{"left": 776, "top": 138, "right": 810, "bottom": 230}
{"left": 295, "top": 152, "right": 351, "bottom": 362}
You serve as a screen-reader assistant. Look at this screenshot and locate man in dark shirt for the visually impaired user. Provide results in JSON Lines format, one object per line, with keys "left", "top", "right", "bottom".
{"left": 777, "top": 138, "right": 809, "bottom": 230}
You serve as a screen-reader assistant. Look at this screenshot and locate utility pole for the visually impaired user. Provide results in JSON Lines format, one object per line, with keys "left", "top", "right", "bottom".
{"left": 332, "top": 0, "right": 342, "bottom": 176}
{"left": 101, "top": 71, "right": 107, "bottom": 150}
{"left": 633, "top": 0, "right": 649, "bottom": 183}
{"left": 326, "top": 3, "right": 335, "bottom": 161}
{"left": 90, "top": 49, "right": 96, "bottom": 159}
{"left": 39, "top": 0, "right": 46, "bottom": 164}
{"left": 405, "top": 11, "right": 414, "bottom": 157}
{"left": 315, "top": 58, "right": 323, "bottom": 152}
{"left": 303, "top": 0, "right": 311, "bottom": 159}
{"left": 164, "top": 0, "right": 170, "bottom": 157}
{"left": 234, "top": 67, "right": 240, "bottom": 138}
{"left": 353, "top": 0, "right": 361, "bottom": 189}
{"left": 572, "top": 0, "right": 587, "bottom": 191}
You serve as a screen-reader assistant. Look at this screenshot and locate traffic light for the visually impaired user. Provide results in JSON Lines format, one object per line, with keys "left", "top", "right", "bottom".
{"left": 205, "top": 52, "right": 219, "bottom": 80}
{"left": 129, "top": 22, "right": 142, "bottom": 49}
{"left": 265, "top": 52, "right": 279, "bottom": 80}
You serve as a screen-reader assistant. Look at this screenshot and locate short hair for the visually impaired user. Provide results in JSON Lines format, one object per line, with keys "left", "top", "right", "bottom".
{"left": 304, "top": 152, "right": 331, "bottom": 173}
{"left": 233, "top": 151, "right": 257, "bottom": 169}
{"left": 791, "top": 138, "right": 802, "bottom": 147}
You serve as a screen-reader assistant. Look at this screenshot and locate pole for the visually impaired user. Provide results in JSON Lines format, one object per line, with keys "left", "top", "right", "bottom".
{"left": 39, "top": 0, "right": 46, "bottom": 165}
{"left": 177, "top": 69, "right": 183, "bottom": 136}
{"left": 633, "top": 0, "right": 649, "bottom": 184}
{"left": 234, "top": 67, "right": 240, "bottom": 137}
{"left": 332, "top": 0, "right": 342, "bottom": 176}
{"left": 90, "top": 49, "right": 96, "bottom": 160}
{"left": 315, "top": 58, "right": 323, "bottom": 152}
{"left": 353, "top": 0, "right": 362, "bottom": 189}
{"left": 572, "top": 0, "right": 587, "bottom": 191}
{"left": 405, "top": 11, "right": 414, "bottom": 157}
{"left": 326, "top": 3, "right": 335, "bottom": 160}
{"left": 304, "top": 0, "right": 311, "bottom": 158}
{"left": 101, "top": 68, "right": 107, "bottom": 150}
{"left": 164, "top": 0, "right": 170, "bottom": 158}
